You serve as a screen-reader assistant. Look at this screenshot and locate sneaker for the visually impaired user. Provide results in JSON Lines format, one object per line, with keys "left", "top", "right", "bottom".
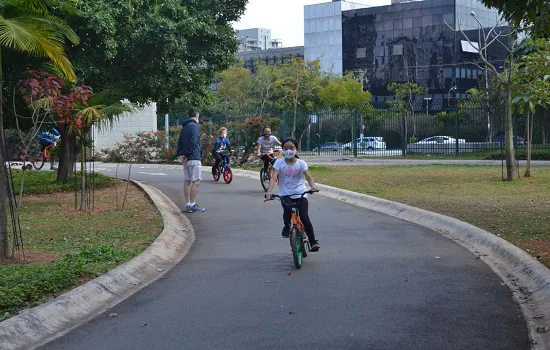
{"left": 186, "top": 205, "right": 194, "bottom": 213}
{"left": 281, "top": 226, "right": 290, "bottom": 238}
{"left": 190, "top": 204, "right": 206, "bottom": 213}
{"left": 310, "top": 241, "right": 320, "bottom": 252}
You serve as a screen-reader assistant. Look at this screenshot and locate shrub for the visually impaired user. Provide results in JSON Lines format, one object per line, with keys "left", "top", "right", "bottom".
{"left": 485, "top": 148, "right": 550, "bottom": 160}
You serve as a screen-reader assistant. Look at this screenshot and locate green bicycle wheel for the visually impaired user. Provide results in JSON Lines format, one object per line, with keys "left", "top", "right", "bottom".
{"left": 290, "top": 228, "right": 303, "bottom": 269}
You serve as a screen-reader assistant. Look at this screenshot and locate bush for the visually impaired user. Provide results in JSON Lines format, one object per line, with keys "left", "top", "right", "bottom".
{"left": 0, "top": 245, "right": 140, "bottom": 317}
{"left": 485, "top": 148, "right": 550, "bottom": 160}
{"left": 4, "top": 129, "right": 40, "bottom": 161}
{"left": 97, "top": 129, "right": 181, "bottom": 163}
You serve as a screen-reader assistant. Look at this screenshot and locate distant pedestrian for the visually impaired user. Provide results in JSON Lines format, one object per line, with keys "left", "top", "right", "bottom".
{"left": 177, "top": 108, "right": 206, "bottom": 213}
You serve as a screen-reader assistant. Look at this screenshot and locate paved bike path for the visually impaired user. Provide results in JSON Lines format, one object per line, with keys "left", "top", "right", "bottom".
{"left": 41, "top": 167, "right": 529, "bottom": 349}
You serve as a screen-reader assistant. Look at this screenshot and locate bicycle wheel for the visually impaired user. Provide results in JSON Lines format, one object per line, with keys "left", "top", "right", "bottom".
{"left": 302, "top": 236, "right": 309, "bottom": 258}
{"left": 212, "top": 165, "right": 220, "bottom": 181}
{"left": 33, "top": 152, "right": 46, "bottom": 170}
{"left": 289, "top": 228, "right": 303, "bottom": 269}
{"left": 223, "top": 167, "right": 233, "bottom": 184}
{"left": 260, "top": 169, "right": 270, "bottom": 192}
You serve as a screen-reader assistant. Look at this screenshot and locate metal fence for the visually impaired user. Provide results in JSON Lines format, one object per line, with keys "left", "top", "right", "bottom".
{"left": 160, "top": 106, "right": 550, "bottom": 158}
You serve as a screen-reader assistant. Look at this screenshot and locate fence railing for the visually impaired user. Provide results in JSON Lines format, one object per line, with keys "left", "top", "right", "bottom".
{"left": 160, "top": 106, "right": 550, "bottom": 158}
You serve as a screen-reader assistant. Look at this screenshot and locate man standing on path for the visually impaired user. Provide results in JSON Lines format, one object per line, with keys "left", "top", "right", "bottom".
{"left": 177, "top": 108, "right": 206, "bottom": 213}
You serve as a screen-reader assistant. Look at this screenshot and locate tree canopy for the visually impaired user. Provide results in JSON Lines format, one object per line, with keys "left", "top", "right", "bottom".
{"left": 65, "top": 0, "right": 248, "bottom": 104}
{"left": 480, "top": 0, "right": 550, "bottom": 37}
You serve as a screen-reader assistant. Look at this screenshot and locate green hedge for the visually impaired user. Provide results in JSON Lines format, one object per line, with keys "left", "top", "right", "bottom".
{"left": 9, "top": 170, "right": 114, "bottom": 195}
{"left": 485, "top": 149, "right": 550, "bottom": 161}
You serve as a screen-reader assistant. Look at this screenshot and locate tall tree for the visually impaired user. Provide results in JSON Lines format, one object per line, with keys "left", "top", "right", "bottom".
{"left": 51, "top": 0, "right": 248, "bottom": 181}
{"left": 216, "top": 65, "right": 253, "bottom": 118}
{"left": 274, "top": 58, "right": 322, "bottom": 138}
{"left": 0, "top": 0, "right": 79, "bottom": 258}
{"left": 452, "top": 17, "right": 520, "bottom": 181}
{"left": 480, "top": 0, "right": 550, "bottom": 37}
{"left": 388, "top": 82, "right": 427, "bottom": 140}
{"left": 512, "top": 38, "right": 550, "bottom": 177}
{"left": 252, "top": 60, "right": 282, "bottom": 115}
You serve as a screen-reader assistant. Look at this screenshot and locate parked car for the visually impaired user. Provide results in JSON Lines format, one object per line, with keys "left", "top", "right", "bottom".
{"left": 493, "top": 135, "right": 525, "bottom": 145}
{"left": 313, "top": 142, "right": 344, "bottom": 152}
{"left": 416, "top": 136, "right": 466, "bottom": 144}
{"left": 343, "top": 136, "right": 387, "bottom": 151}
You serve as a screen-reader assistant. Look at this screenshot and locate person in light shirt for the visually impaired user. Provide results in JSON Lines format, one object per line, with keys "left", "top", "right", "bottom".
{"left": 266, "top": 138, "right": 320, "bottom": 252}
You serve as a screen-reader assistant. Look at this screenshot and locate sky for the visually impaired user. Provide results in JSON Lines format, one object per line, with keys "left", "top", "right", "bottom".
{"left": 233, "top": 0, "right": 390, "bottom": 47}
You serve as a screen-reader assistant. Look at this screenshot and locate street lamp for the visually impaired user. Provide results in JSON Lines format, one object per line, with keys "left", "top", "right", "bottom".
{"left": 423, "top": 97, "right": 432, "bottom": 118}
{"left": 448, "top": 86, "right": 457, "bottom": 107}
{"left": 470, "top": 11, "right": 492, "bottom": 142}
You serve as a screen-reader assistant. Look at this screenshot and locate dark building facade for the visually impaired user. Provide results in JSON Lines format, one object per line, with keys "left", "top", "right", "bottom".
{"left": 236, "top": 46, "right": 305, "bottom": 73}
{"left": 341, "top": 0, "right": 508, "bottom": 108}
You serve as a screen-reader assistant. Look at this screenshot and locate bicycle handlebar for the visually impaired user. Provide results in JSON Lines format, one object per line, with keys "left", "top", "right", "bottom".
{"left": 264, "top": 189, "right": 319, "bottom": 202}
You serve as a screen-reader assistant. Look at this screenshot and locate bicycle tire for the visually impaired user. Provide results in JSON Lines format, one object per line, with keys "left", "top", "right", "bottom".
{"left": 33, "top": 152, "right": 46, "bottom": 170}
{"left": 212, "top": 165, "right": 220, "bottom": 181}
{"left": 260, "top": 169, "right": 270, "bottom": 192}
{"left": 302, "top": 235, "right": 309, "bottom": 258}
{"left": 290, "top": 228, "right": 303, "bottom": 269}
{"left": 223, "top": 167, "right": 233, "bottom": 184}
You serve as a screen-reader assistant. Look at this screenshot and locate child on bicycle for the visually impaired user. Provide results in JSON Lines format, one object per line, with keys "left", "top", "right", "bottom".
{"left": 211, "top": 127, "right": 232, "bottom": 173}
{"left": 266, "top": 138, "right": 320, "bottom": 252}
{"left": 38, "top": 126, "right": 60, "bottom": 171}
{"left": 257, "top": 126, "right": 282, "bottom": 174}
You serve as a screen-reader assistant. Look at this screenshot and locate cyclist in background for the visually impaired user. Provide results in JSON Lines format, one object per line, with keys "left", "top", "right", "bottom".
{"left": 256, "top": 126, "right": 282, "bottom": 174}
{"left": 266, "top": 137, "right": 320, "bottom": 252}
{"left": 211, "top": 127, "right": 232, "bottom": 174}
{"left": 38, "top": 126, "right": 60, "bottom": 170}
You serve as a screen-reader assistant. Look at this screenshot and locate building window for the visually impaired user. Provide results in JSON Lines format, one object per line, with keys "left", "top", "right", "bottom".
{"left": 461, "top": 40, "right": 479, "bottom": 53}
{"left": 392, "top": 44, "right": 404, "bottom": 56}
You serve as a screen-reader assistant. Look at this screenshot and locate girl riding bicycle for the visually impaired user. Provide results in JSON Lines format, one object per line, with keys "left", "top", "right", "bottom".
{"left": 266, "top": 138, "right": 320, "bottom": 252}
{"left": 212, "top": 127, "right": 232, "bottom": 174}
{"left": 257, "top": 126, "right": 282, "bottom": 174}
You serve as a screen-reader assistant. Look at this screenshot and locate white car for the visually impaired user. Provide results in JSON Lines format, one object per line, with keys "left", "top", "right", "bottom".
{"left": 416, "top": 136, "right": 465, "bottom": 144}
{"left": 343, "top": 137, "right": 387, "bottom": 151}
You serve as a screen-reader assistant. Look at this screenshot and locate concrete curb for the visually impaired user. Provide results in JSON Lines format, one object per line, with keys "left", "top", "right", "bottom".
{"left": 0, "top": 180, "right": 195, "bottom": 350}
{"left": 231, "top": 168, "right": 550, "bottom": 349}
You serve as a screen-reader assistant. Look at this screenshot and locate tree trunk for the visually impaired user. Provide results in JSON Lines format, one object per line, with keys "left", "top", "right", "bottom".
{"left": 80, "top": 137, "right": 86, "bottom": 210}
{"left": 292, "top": 103, "right": 297, "bottom": 139}
{"left": 0, "top": 80, "right": 9, "bottom": 258}
{"left": 504, "top": 86, "right": 518, "bottom": 181}
{"left": 57, "top": 124, "right": 77, "bottom": 184}
{"left": 524, "top": 110, "right": 531, "bottom": 178}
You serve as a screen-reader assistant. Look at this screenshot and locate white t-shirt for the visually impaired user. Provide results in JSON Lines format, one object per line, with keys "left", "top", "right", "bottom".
{"left": 257, "top": 136, "right": 279, "bottom": 154}
{"left": 273, "top": 158, "right": 308, "bottom": 199}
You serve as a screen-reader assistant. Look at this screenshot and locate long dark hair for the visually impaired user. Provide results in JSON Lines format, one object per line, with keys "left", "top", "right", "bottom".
{"left": 281, "top": 138, "right": 300, "bottom": 159}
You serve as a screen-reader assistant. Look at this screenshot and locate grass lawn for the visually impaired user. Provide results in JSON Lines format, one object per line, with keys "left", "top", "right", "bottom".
{"left": 308, "top": 165, "right": 550, "bottom": 268}
{"left": 0, "top": 171, "right": 163, "bottom": 320}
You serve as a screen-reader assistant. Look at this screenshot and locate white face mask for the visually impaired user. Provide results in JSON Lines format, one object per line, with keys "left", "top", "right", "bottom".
{"left": 283, "top": 150, "right": 296, "bottom": 159}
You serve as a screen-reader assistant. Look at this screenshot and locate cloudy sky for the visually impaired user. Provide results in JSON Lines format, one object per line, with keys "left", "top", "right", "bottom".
{"left": 233, "top": 0, "right": 390, "bottom": 47}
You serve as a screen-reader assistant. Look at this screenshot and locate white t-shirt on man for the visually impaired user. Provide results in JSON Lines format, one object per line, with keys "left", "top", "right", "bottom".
{"left": 273, "top": 158, "right": 308, "bottom": 199}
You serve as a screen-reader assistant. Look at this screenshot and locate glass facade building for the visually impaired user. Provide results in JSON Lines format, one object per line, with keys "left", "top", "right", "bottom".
{"left": 341, "top": 0, "right": 508, "bottom": 107}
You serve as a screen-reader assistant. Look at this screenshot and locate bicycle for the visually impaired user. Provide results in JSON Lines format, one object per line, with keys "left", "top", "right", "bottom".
{"left": 13, "top": 139, "right": 58, "bottom": 170}
{"left": 265, "top": 190, "right": 319, "bottom": 269}
{"left": 212, "top": 150, "right": 233, "bottom": 184}
{"left": 259, "top": 151, "right": 280, "bottom": 192}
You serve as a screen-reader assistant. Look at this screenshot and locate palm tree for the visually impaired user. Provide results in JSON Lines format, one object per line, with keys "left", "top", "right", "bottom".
{"left": 0, "top": 0, "right": 79, "bottom": 258}
{"left": 71, "top": 97, "right": 136, "bottom": 211}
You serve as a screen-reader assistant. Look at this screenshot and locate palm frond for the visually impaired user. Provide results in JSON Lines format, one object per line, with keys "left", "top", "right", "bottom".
{"left": 0, "top": 15, "right": 77, "bottom": 81}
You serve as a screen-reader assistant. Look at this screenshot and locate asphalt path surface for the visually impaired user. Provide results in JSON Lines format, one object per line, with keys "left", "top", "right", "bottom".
{"left": 41, "top": 165, "right": 529, "bottom": 350}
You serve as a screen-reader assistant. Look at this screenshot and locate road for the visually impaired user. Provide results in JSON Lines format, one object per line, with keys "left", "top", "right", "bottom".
{"left": 41, "top": 165, "right": 529, "bottom": 349}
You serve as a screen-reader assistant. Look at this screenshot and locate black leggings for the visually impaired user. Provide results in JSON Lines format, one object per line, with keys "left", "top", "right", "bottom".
{"left": 282, "top": 197, "right": 316, "bottom": 243}
{"left": 260, "top": 154, "right": 275, "bottom": 172}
